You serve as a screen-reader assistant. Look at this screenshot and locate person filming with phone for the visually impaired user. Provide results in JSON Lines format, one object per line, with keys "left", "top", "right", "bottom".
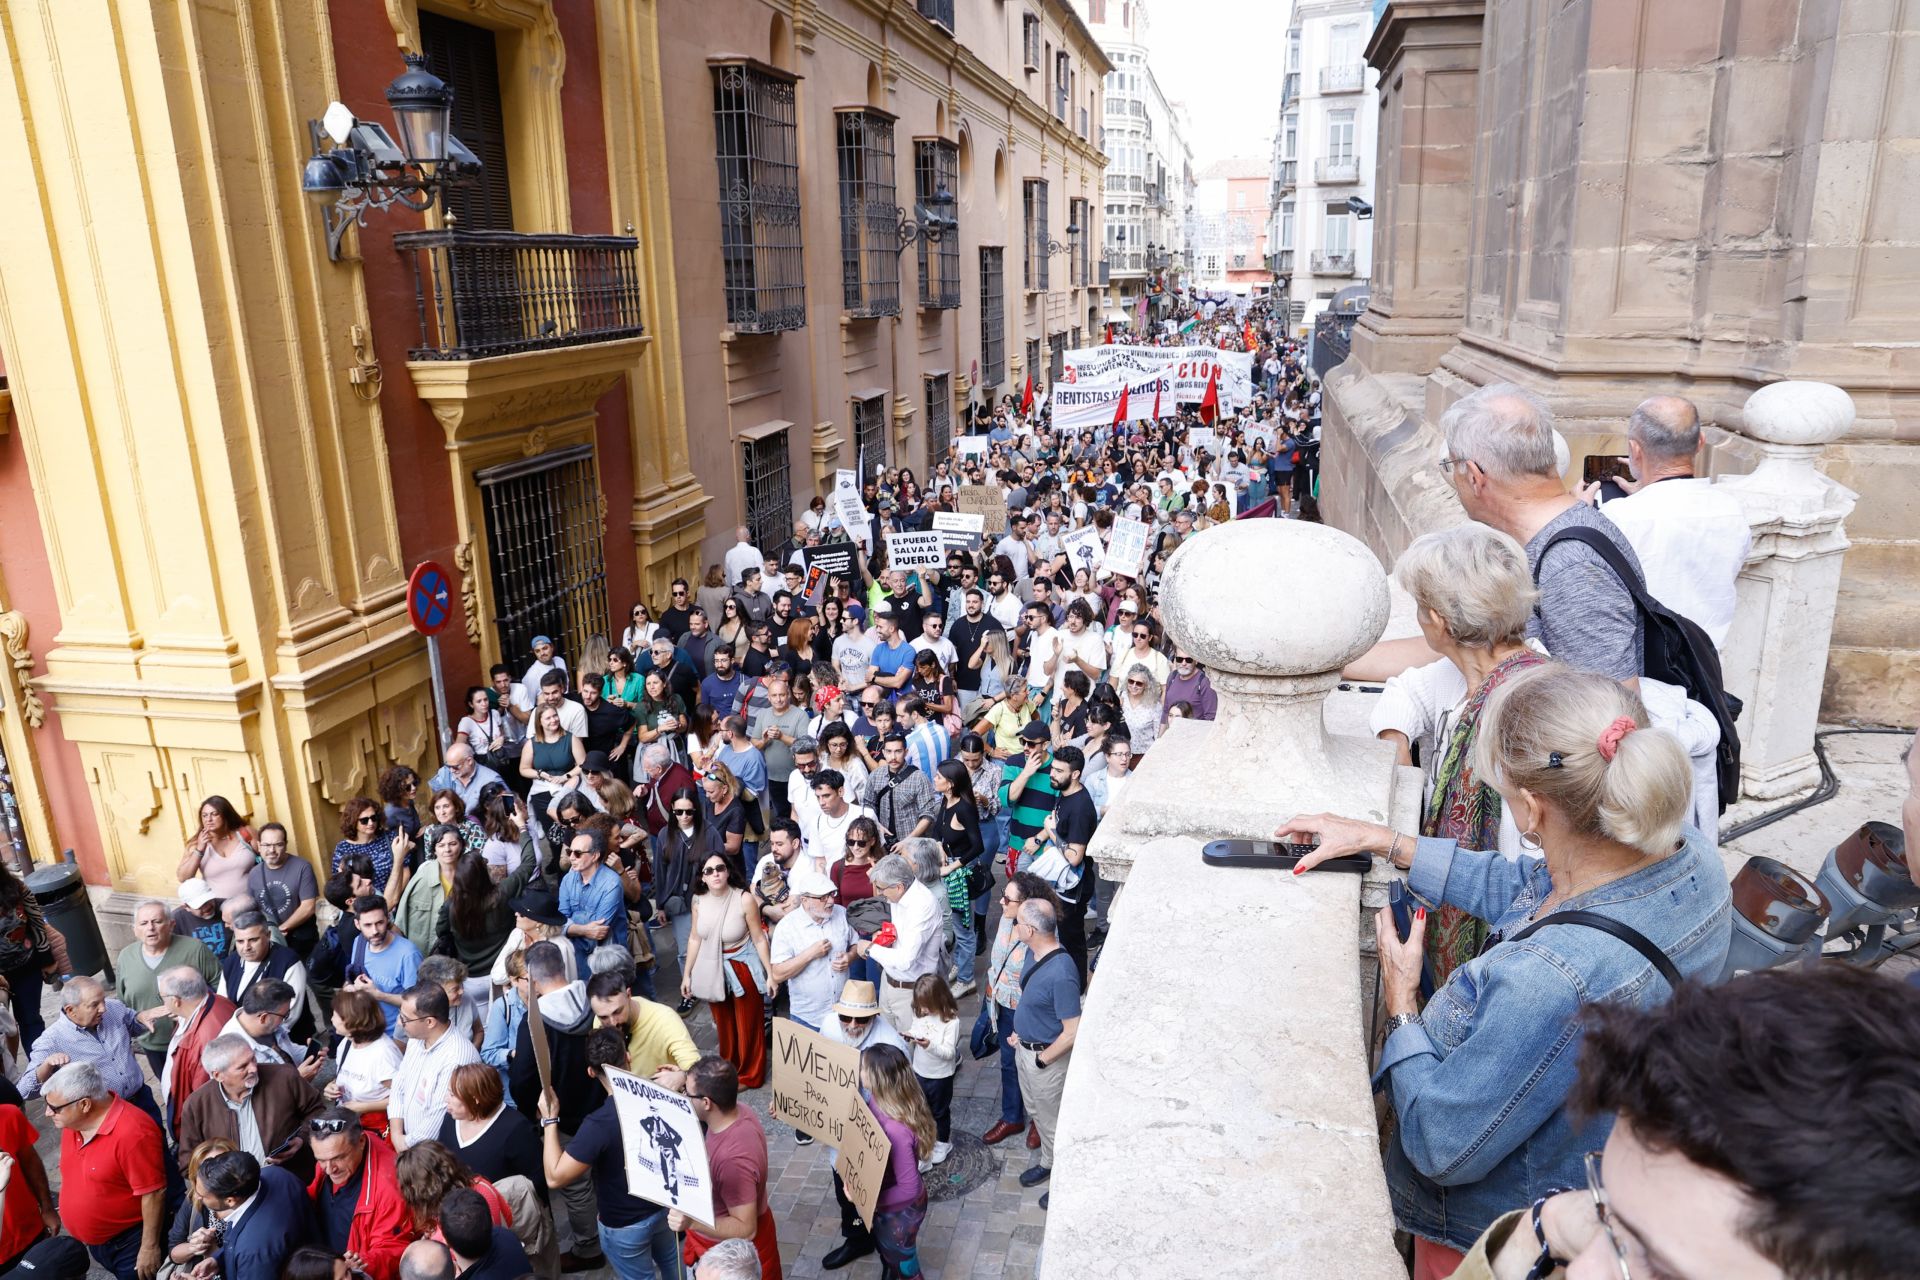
{"left": 1276, "top": 663, "right": 1731, "bottom": 1280}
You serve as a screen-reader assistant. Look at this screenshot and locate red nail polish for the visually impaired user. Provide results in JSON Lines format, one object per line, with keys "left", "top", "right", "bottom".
{"left": 1291, "top": 865, "right": 1303, "bottom": 875}
{"left": 1416, "top": 907, "right": 1426, "bottom": 921}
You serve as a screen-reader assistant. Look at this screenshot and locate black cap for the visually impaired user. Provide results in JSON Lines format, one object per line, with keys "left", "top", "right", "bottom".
{"left": 510, "top": 886, "right": 566, "bottom": 927}
{"left": 582, "top": 750, "right": 613, "bottom": 774}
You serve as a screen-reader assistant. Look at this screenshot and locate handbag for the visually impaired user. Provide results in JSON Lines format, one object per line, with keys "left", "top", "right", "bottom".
{"left": 1027, "top": 842, "right": 1083, "bottom": 893}
{"left": 968, "top": 999, "right": 997, "bottom": 1061}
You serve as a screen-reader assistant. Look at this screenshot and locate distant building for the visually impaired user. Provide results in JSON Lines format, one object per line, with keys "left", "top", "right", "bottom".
{"left": 1189, "top": 160, "right": 1272, "bottom": 292}
{"left": 1268, "top": 0, "right": 1378, "bottom": 334}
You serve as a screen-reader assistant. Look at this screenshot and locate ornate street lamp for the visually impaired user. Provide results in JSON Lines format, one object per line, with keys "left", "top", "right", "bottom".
{"left": 896, "top": 182, "right": 958, "bottom": 247}
{"left": 300, "top": 54, "right": 481, "bottom": 261}
{"left": 1044, "top": 220, "right": 1081, "bottom": 256}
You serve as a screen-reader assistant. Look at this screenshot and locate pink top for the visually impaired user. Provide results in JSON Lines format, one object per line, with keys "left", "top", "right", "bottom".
{"left": 196, "top": 837, "right": 258, "bottom": 901}
{"left": 873, "top": 1102, "right": 924, "bottom": 1212}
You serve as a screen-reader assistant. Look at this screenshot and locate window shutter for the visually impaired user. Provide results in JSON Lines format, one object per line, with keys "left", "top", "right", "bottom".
{"left": 420, "top": 12, "right": 515, "bottom": 232}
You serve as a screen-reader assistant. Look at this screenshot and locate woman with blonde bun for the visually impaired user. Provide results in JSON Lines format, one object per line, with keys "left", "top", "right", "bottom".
{"left": 1277, "top": 663, "right": 1731, "bottom": 1279}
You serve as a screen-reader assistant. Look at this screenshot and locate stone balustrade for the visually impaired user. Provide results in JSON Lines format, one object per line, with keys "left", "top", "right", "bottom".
{"left": 1041, "top": 519, "right": 1418, "bottom": 1280}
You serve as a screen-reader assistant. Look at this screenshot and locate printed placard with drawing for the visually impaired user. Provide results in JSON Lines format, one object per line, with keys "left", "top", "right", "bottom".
{"left": 602, "top": 1066, "right": 713, "bottom": 1224}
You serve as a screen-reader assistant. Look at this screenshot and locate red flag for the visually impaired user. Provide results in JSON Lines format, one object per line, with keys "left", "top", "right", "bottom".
{"left": 1151, "top": 379, "right": 1163, "bottom": 421}
{"left": 1198, "top": 365, "right": 1220, "bottom": 425}
{"left": 1103, "top": 323, "right": 1114, "bottom": 345}
{"left": 1112, "top": 382, "right": 1130, "bottom": 425}
{"left": 1021, "top": 373, "right": 1034, "bottom": 414}
{"left": 1244, "top": 321, "right": 1256, "bottom": 350}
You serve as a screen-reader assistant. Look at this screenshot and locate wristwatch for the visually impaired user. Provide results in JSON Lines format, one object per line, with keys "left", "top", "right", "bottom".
{"left": 1385, "top": 1012, "right": 1420, "bottom": 1036}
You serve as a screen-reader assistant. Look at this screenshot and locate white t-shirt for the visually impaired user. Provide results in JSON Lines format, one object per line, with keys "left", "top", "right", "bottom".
{"left": 334, "top": 1035, "right": 404, "bottom": 1105}
{"left": 805, "top": 802, "right": 875, "bottom": 868}
{"left": 833, "top": 632, "right": 879, "bottom": 689}
{"left": 1024, "top": 626, "right": 1064, "bottom": 692}
{"left": 910, "top": 635, "right": 959, "bottom": 670}
{"left": 1053, "top": 627, "right": 1107, "bottom": 703}
{"left": 770, "top": 905, "right": 858, "bottom": 1031}
{"left": 1601, "top": 478, "right": 1752, "bottom": 650}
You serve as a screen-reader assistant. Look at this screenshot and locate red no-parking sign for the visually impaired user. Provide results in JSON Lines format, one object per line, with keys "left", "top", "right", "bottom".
{"left": 407, "top": 561, "right": 454, "bottom": 636}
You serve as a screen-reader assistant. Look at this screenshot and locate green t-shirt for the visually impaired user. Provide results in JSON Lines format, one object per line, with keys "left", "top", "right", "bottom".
{"left": 998, "top": 754, "right": 1058, "bottom": 853}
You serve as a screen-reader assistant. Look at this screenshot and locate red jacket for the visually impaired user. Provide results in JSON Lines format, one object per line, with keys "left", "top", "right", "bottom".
{"left": 308, "top": 1133, "right": 413, "bottom": 1280}
{"left": 166, "top": 993, "right": 236, "bottom": 1131}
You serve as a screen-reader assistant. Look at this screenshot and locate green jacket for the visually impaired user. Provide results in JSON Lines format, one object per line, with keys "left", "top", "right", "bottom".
{"left": 115, "top": 934, "right": 220, "bottom": 1051}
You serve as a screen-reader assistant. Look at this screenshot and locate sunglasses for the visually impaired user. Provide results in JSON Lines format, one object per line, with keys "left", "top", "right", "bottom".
{"left": 840, "top": 1015, "right": 875, "bottom": 1025}
{"left": 845, "top": 838, "right": 872, "bottom": 848}
{"left": 1127, "top": 680, "right": 1146, "bottom": 689}
{"left": 702, "top": 865, "right": 730, "bottom": 876}
{"left": 310, "top": 1116, "right": 354, "bottom": 1136}
{"left": 357, "top": 815, "right": 377, "bottom": 825}
{"left": 672, "top": 806, "right": 697, "bottom": 815}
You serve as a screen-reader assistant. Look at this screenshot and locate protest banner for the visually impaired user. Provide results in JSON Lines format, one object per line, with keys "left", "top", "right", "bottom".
{"left": 956, "top": 484, "right": 1007, "bottom": 534}
{"left": 770, "top": 1018, "right": 863, "bottom": 1146}
{"left": 801, "top": 541, "right": 858, "bottom": 584}
{"left": 1189, "top": 426, "right": 1218, "bottom": 457}
{"left": 1103, "top": 515, "right": 1152, "bottom": 578}
{"left": 835, "top": 1092, "right": 894, "bottom": 1229}
{"left": 956, "top": 435, "right": 989, "bottom": 460}
{"left": 832, "top": 471, "right": 871, "bottom": 547}
{"left": 931, "top": 510, "right": 985, "bottom": 553}
{"left": 603, "top": 1066, "right": 713, "bottom": 1225}
{"left": 1059, "top": 525, "right": 1104, "bottom": 577}
{"left": 886, "top": 530, "right": 948, "bottom": 572}
{"left": 1060, "top": 343, "right": 1255, "bottom": 412}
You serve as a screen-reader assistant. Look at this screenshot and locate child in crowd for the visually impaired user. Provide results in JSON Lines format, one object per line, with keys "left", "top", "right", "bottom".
{"left": 906, "top": 973, "right": 961, "bottom": 1170}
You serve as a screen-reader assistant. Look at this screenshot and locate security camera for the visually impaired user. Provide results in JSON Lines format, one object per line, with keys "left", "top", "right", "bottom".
{"left": 1346, "top": 196, "right": 1373, "bottom": 219}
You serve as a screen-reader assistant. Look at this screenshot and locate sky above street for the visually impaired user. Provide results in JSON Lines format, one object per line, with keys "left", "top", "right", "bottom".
{"left": 1148, "top": 0, "right": 1291, "bottom": 169}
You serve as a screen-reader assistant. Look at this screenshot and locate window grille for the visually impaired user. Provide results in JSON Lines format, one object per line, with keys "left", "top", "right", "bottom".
{"left": 1048, "top": 333, "right": 1066, "bottom": 385}
{"left": 979, "top": 247, "right": 1005, "bottom": 387}
{"left": 476, "top": 445, "right": 605, "bottom": 668}
{"left": 1024, "top": 180, "right": 1050, "bottom": 290}
{"left": 1025, "top": 338, "right": 1041, "bottom": 388}
{"left": 1069, "top": 198, "right": 1088, "bottom": 287}
{"left": 925, "top": 374, "right": 951, "bottom": 465}
{"left": 836, "top": 109, "right": 901, "bottom": 317}
{"left": 741, "top": 431, "right": 794, "bottom": 562}
{"left": 710, "top": 60, "right": 806, "bottom": 334}
{"left": 853, "top": 393, "right": 888, "bottom": 477}
{"left": 915, "top": 140, "right": 960, "bottom": 309}
{"left": 1022, "top": 14, "right": 1041, "bottom": 69}
{"left": 916, "top": 0, "right": 955, "bottom": 31}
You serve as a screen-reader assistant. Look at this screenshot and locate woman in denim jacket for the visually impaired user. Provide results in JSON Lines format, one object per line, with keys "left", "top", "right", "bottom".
{"left": 1280, "top": 665, "right": 1731, "bottom": 1278}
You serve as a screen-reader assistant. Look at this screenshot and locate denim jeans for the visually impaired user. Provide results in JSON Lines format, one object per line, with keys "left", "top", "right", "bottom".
{"left": 993, "top": 1001, "right": 1026, "bottom": 1126}
{"left": 86, "top": 1223, "right": 144, "bottom": 1280}
{"left": 951, "top": 907, "right": 979, "bottom": 985}
{"left": 598, "top": 1210, "right": 679, "bottom": 1280}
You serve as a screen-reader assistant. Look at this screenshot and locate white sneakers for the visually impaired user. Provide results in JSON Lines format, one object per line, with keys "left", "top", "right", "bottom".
{"left": 932, "top": 1141, "right": 952, "bottom": 1165}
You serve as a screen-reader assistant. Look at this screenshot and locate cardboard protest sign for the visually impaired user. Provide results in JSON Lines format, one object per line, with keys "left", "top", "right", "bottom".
{"left": 886, "top": 531, "right": 948, "bottom": 572}
{"left": 1059, "top": 525, "right": 1105, "bottom": 577}
{"left": 770, "top": 1018, "right": 863, "bottom": 1146}
{"left": 602, "top": 1066, "right": 713, "bottom": 1224}
{"left": 835, "top": 1092, "right": 894, "bottom": 1229}
{"left": 931, "top": 510, "right": 985, "bottom": 553}
{"left": 1103, "top": 515, "right": 1152, "bottom": 579}
{"left": 956, "top": 485, "right": 1006, "bottom": 534}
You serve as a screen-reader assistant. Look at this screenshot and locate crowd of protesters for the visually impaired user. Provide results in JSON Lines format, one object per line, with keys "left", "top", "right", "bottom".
{"left": 1, "top": 299, "right": 1914, "bottom": 1280}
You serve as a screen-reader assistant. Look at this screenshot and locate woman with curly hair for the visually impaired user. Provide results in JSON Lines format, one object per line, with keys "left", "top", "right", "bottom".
{"left": 395, "top": 1140, "right": 508, "bottom": 1239}
{"left": 378, "top": 765, "right": 422, "bottom": 840}
{"left": 332, "top": 797, "right": 413, "bottom": 903}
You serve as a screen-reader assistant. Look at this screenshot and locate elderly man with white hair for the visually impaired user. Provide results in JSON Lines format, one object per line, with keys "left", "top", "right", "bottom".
{"left": 18, "top": 976, "right": 157, "bottom": 1119}
{"left": 175, "top": 1034, "right": 324, "bottom": 1182}
{"left": 850, "top": 851, "right": 947, "bottom": 1036}
{"left": 150, "top": 966, "right": 237, "bottom": 1133}
{"left": 46, "top": 1061, "right": 169, "bottom": 1280}
{"left": 695, "top": 1238, "right": 762, "bottom": 1280}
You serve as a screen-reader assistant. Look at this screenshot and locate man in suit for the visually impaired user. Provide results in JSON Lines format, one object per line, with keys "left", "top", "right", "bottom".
{"left": 176, "top": 1035, "right": 324, "bottom": 1184}
{"left": 187, "top": 1150, "right": 315, "bottom": 1280}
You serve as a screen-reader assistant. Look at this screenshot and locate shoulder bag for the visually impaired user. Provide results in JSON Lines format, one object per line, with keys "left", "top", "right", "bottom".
{"left": 1505, "top": 910, "right": 1683, "bottom": 990}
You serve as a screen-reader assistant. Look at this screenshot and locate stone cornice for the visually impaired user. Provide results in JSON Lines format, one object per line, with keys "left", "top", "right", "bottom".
{"left": 406, "top": 336, "right": 650, "bottom": 446}
{"left": 1367, "top": 1, "right": 1487, "bottom": 74}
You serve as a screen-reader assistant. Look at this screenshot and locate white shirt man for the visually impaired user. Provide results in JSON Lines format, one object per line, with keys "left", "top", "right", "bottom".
{"left": 852, "top": 853, "right": 947, "bottom": 1035}
{"left": 767, "top": 869, "right": 857, "bottom": 1031}
{"left": 1022, "top": 606, "right": 1064, "bottom": 697}
{"left": 723, "top": 527, "right": 765, "bottom": 591}
{"left": 1601, "top": 481, "right": 1751, "bottom": 651}
{"left": 910, "top": 615, "right": 958, "bottom": 671}
{"left": 388, "top": 986, "right": 479, "bottom": 1151}
{"left": 802, "top": 772, "right": 874, "bottom": 868}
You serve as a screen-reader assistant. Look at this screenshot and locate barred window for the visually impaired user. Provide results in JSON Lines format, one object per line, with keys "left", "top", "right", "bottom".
{"left": 710, "top": 59, "right": 805, "bottom": 334}
{"left": 1022, "top": 13, "right": 1041, "bottom": 70}
{"left": 1024, "top": 180, "right": 1050, "bottom": 291}
{"left": 741, "top": 430, "right": 793, "bottom": 560}
{"left": 1069, "top": 198, "right": 1088, "bottom": 287}
{"left": 915, "top": 140, "right": 960, "bottom": 309}
{"left": 477, "top": 445, "right": 605, "bottom": 667}
{"left": 925, "top": 374, "right": 951, "bottom": 465}
{"left": 1049, "top": 332, "right": 1066, "bottom": 385}
{"left": 979, "top": 247, "right": 1005, "bottom": 387}
{"left": 836, "top": 109, "right": 901, "bottom": 318}
{"left": 916, "top": 0, "right": 955, "bottom": 32}
{"left": 852, "top": 393, "right": 887, "bottom": 477}
{"left": 1025, "top": 338, "right": 1041, "bottom": 388}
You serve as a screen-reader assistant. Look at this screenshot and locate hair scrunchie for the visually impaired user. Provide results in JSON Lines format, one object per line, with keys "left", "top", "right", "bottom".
{"left": 1596, "top": 715, "right": 1638, "bottom": 762}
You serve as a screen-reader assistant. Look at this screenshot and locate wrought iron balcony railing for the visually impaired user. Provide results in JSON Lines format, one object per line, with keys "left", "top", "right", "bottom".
{"left": 397, "top": 229, "right": 646, "bottom": 360}
{"left": 1311, "top": 251, "right": 1354, "bottom": 275}
{"left": 1320, "top": 63, "right": 1365, "bottom": 94}
{"left": 1315, "top": 157, "right": 1361, "bottom": 184}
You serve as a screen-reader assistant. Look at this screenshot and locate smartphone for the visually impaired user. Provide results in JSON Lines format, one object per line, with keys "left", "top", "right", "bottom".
{"left": 1200, "top": 838, "right": 1371, "bottom": 874}
{"left": 1582, "top": 454, "right": 1632, "bottom": 485}
{"left": 1388, "top": 880, "right": 1416, "bottom": 943}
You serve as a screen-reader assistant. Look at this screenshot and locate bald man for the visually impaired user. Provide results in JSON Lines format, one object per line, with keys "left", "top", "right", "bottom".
{"left": 1584, "top": 394, "right": 1752, "bottom": 651}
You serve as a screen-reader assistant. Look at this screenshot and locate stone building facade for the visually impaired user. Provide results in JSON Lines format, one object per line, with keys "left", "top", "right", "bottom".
{"left": 1326, "top": 0, "right": 1920, "bottom": 724}
{"left": 662, "top": 0, "right": 1110, "bottom": 563}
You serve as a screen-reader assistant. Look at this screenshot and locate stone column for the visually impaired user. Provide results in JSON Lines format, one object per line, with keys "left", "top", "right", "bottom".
{"left": 1048, "top": 519, "right": 1417, "bottom": 1278}
{"left": 1720, "top": 381, "right": 1858, "bottom": 800}
{"left": 1354, "top": 1, "right": 1486, "bottom": 376}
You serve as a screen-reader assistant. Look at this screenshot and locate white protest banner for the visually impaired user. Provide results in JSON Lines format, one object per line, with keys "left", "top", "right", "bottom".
{"left": 1103, "top": 515, "right": 1152, "bottom": 579}
{"left": 1061, "top": 344, "right": 1256, "bottom": 411}
{"left": 1059, "top": 525, "right": 1104, "bottom": 577}
{"left": 886, "top": 530, "right": 948, "bottom": 572}
{"left": 602, "top": 1066, "right": 713, "bottom": 1225}
{"left": 770, "top": 1018, "right": 862, "bottom": 1147}
{"left": 1048, "top": 374, "right": 1173, "bottom": 434}
{"left": 956, "top": 484, "right": 1007, "bottom": 534}
{"left": 956, "top": 436, "right": 989, "bottom": 460}
{"left": 1189, "top": 427, "right": 1218, "bottom": 457}
{"left": 930, "top": 510, "right": 985, "bottom": 553}
{"left": 832, "top": 470, "right": 872, "bottom": 548}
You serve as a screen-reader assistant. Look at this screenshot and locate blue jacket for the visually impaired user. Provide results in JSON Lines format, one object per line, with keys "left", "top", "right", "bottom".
{"left": 557, "top": 863, "right": 628, "bottom": 962}
{"left": 1376, "top": 826, "right": 1730, "bottom": 1249}
{"left": 219, "top": 1164, "right": 317, "bottom": 1280}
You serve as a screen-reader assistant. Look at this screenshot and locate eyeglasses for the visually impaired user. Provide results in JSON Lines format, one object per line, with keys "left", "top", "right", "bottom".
{"left": 44, "top": 1095, "right": 84, "bottom": 1114}
{"left": 1584, "top": 1152, "right": 1637, "bottom": 1280}
{"left": 672, "top": 587, "right": 688, "bottom": 595}
{"left": 1001, "top": 893, "right": 1021, "bottom": 905}
{"left": 1437, "top": 456, "right": 1467, "bottom": 475}
{"left": 702, "top": 865, "right": 730, "bottom": 876}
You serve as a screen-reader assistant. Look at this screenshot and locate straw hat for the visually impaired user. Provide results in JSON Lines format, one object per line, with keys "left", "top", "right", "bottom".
{"left": 831, "top": 979, "right": 881, "bottom": 1019}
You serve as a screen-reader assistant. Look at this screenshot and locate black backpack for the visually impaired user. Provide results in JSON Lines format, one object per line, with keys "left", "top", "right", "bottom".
{"left": 1533, "top": 526, "right": 1743, "bottom": 812}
